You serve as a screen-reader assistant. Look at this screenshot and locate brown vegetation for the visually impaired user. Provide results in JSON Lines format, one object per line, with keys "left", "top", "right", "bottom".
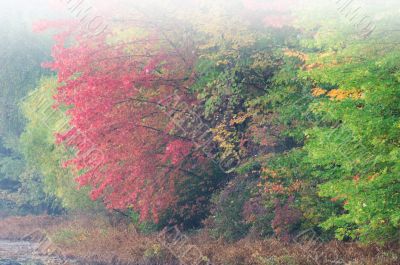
{"left": 0, "top": 215, "right": 398, "bottom": 265}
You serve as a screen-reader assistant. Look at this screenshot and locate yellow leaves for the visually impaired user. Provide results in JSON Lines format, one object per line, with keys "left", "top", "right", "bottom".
{"left": 327, "top": 89, "right": 362, "bottom": 101}
{"left": 250, "top": 51, "right": 274, "bottom": 69}
{"left": 216, "top": 59, "right": 230, "bottom": 66}
{"left": 211, "top": 124, "right": 239, "bottom": 159}
{"left": 327, "top": 89, "right": 350, "bottom": 100}
{"left": 212, "top": 124, "right": 234, "bottom": 146}
{"left": 301, "top": 50, "right": 343, "bottom": 71}
{"left": 77, "top": 233, "right": 87, "bottom": 242}
{"left": 312, "top": 87, "right": 363, "bottom": 101}
{"left": 312, "top": 87, "right": 327, "bottom": 97}
{"left": 230, "top": 112, "right": 252, "bottom": 126}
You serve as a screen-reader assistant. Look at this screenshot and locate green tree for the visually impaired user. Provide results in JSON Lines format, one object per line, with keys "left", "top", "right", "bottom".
{"left": 296, "top": 6, "right": 400, "bottom": 243}
{"left": 20, "top": 77, "right": 100, "bottom": 212}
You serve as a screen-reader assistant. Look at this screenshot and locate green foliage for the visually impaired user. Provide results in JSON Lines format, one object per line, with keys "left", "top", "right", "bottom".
{"left": 304, "top": 52, "right": 400, "bottom": 243}
{"left": 1, "top": 0, "right": 398, "bottom": 248}
{"left": 196, "top": 3, "right": 400, "bottom": 244}
{"left": 207, "top": 178, "right": 253, "bottom": 242}
{"left": 156, "top": 162, "right": 229, "bottom": 230}
{"left": 0, "top": 156, "right": 25, "bottom": 191}
{"left": 129, "top": 211, "right": 158, "bottom": 235}
{"left": 0, "top": 131, "right": 60, "bottom": 215}
{"left": 189, "top": 14, "right": 298, "bottom": 241}
{"left": 296, "top": 9, "right": 400, "bottom": 243}
{"left": 20, "top": 77, "right": 100, "bottom": 212}
{"left": 0, "top": 21, "right": 56, "bottom": 216}
{"left": 189, "top": 5, "right": 301, "bottom": 164}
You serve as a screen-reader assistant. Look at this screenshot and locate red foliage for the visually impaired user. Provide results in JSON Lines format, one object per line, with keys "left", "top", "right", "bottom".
{"left": 40, "top": 19, "right": 199, "bottom": 221}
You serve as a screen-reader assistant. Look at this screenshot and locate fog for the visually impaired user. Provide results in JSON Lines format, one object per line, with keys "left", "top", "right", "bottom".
{"left": 0, "top": 1, "right": 399, "bottom": 263}
{"left": 0, "top": 0, "right": 399, "bottom": 29}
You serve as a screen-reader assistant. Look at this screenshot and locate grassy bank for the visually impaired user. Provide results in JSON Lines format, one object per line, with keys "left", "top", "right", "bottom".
{"left": 0, "top": 215, "right": 398, "bottom": 265}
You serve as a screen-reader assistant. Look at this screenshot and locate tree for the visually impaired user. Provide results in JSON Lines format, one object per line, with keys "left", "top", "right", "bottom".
{"left": 36, "top": 8, "right": 202, "bottom": 221}
{"left": 0, "top": 19, "right": 55, "bottom": 216}
{"left": 188, "top": 0, "right": 309, "bottom": 240}
{"left": 296, "top": 5, "right": 400, "bottom": 243}
{"left": 20, "top": 77, "right": 99, "bottom": 211}
{"left": 0, "top": 19, "right": 50, "bottom": 141}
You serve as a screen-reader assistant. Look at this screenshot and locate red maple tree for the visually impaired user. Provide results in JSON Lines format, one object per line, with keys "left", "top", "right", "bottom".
{"left": 36, "top": 15, "right": 200, "bottom": 221}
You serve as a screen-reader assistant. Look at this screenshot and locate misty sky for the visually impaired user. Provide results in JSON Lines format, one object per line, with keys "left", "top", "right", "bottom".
{"left": 0, "top": 0, "right": 399, "bottom": 36}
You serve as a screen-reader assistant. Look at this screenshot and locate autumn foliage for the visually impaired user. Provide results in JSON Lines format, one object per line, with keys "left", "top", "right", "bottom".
{"left": 35, "top": 14, "right": 200, "bottom": 221}
{"left": 18, "top": 0, "right": 399, "bottom": 247}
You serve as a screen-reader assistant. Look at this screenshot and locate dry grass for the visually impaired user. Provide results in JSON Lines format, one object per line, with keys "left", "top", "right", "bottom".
{"left": 45, "top": 215, "right": 176, "bottom": 264}
{"left": 0, "top": 215, "right": 58, "bottom": 240}
{"left": 193, "top": 230, "right": 400, "bottom": 265}
{"left": 0, "top": 215, "right": 398, "bottom": 265}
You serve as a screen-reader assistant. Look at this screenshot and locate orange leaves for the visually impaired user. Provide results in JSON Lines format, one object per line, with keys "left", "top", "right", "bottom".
{"left": 312, "top": 87, "right": 327, "bottom": 97}
{"left": 258, "top": 181, "right": 285, "bottom": 195}
{"left": 260, "top": 167, "right": 286, "bottom": 195}
{"left": 302, "top": 51, "right": 342, "bottom": 71}
{"left": 260, "top": 167, "right": 303, "bottom": 195}
{"left": 288, "top": 180, "right": 302, "bottom": 193}
{"left": 261, "top": 167, "right": 279, "bottom": 179}
{"left": 270, "top": 183, "right": 286, "bottom": 194}
{"left": 311, "top": 87, "right": 363, "bottom": 101}
{"left": 330, "top": 197, "right": 339, "bottom": 202}
{"left": 327, "top": 89, "right": 362, "bottom": 101}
